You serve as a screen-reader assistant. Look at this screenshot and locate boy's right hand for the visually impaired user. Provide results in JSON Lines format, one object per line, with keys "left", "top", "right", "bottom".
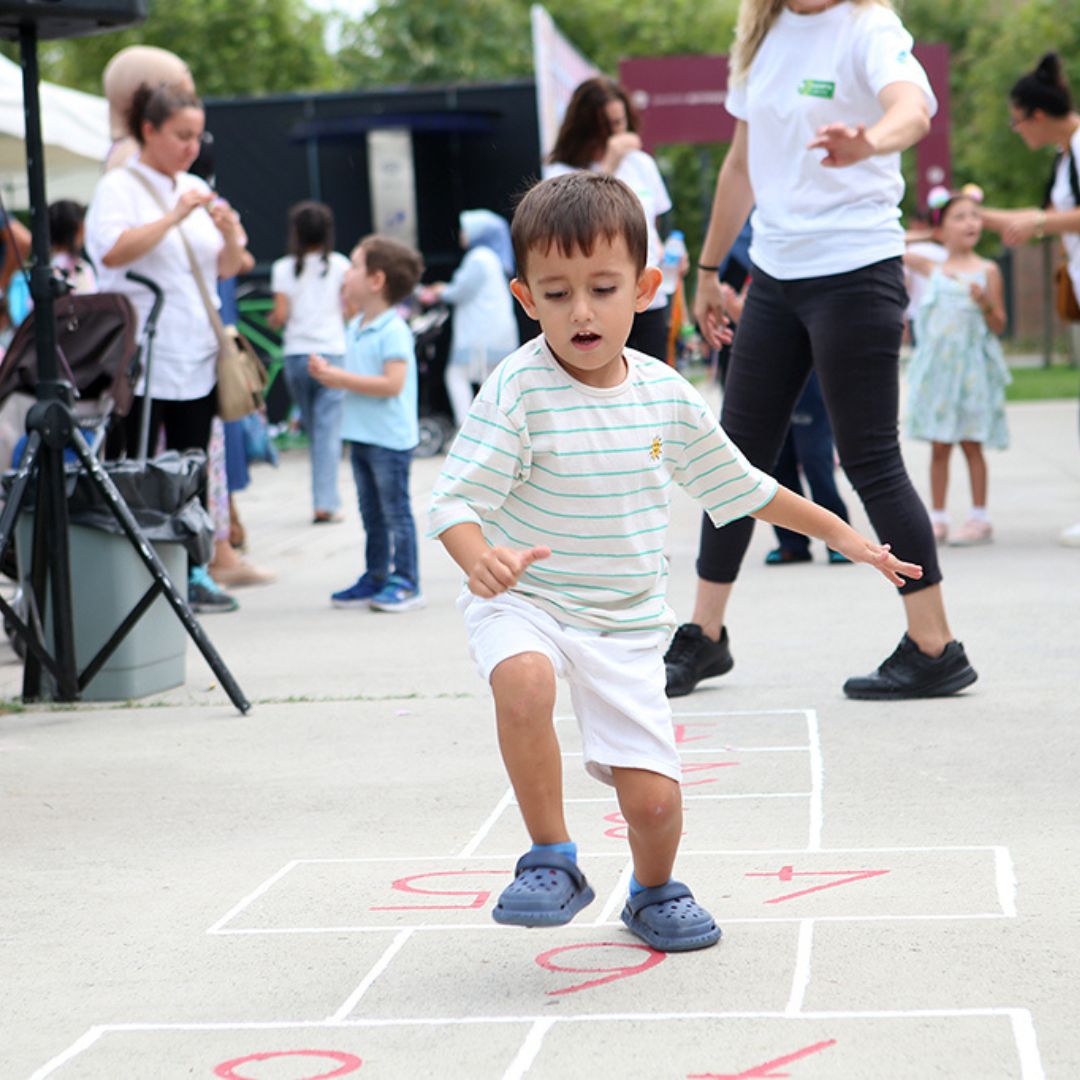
{"left": 469, "top": 545, "right": 551, "bottom": 598}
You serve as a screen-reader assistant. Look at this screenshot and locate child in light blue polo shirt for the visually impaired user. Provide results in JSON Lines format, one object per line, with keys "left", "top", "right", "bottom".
{"left": 309, "top": 235, "right": 425, "bottom": 612}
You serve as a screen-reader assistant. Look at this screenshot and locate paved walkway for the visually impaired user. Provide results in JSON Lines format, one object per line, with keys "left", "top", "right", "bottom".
{"left": 2, "top": 395, "right": 1078, "bottom": 1079}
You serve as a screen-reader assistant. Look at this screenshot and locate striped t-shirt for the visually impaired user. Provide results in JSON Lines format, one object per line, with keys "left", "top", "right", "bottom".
{"left": 427, "top": 336, "right": 778, "bottom": 633}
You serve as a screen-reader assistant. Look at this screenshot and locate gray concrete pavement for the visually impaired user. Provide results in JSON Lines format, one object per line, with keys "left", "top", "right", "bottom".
{"left": 2, "top": 394, "right": 1078, "bottom": 1079}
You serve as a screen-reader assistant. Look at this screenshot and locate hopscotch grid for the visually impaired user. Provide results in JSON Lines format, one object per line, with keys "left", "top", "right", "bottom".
{"left": 126, "top": 699, "right": 1036, "bottom": 1080}
{"left": 30, "top": 1009, "right": 1045, "bottom": 1080}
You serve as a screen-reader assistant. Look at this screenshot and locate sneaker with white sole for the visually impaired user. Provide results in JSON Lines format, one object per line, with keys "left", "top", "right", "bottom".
{"left": 949, "top": 519, "right": 992, "bottom": 546}
{"left": 331, "top": 572, "right": 386, "bottom": 608}
{"left": 369, "top": 574, "right": 426, "bottom": 612}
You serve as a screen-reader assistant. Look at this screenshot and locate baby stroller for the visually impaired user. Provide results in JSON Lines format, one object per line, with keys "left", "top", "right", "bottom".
{"left": 408, "top": 300, "right": 453, "bottom": 457}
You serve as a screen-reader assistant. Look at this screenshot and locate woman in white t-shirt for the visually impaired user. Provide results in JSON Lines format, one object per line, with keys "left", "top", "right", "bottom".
{"left": 544, "top": 77, "right": 673, "bottom": 360}
{"left": 980, "top": 52, "right": 1080, "bottom": 548}
{"left": 270, "top": 202, "right": 350, "bottom": 523}
{"left": 664, "top": 0, "right": 977, "bottom": 703}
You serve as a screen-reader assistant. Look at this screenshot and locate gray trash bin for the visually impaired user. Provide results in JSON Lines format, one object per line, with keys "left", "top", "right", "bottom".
{"left": 10, "top": 450, "right": 213, "bottom": 702}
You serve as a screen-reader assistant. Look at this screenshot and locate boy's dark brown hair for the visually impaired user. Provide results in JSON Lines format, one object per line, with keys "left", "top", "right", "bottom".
{"left": 512, "top": 173, "right": 648, "bottom": 280}
{"left": 357, "top": 235, "right": 424, "bottom": 305}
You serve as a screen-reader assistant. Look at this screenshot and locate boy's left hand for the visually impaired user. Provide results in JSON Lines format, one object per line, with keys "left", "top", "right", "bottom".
{"left": 308, "top": 353, "right": 338, "bottom": 387}
{"left": 833, "top": 535, "right": 923, "bottom": 588}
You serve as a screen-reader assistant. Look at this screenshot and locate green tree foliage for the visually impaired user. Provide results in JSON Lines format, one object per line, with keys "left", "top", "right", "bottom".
{"left": 337, "top": 0, "right": 533, "bottom": 87}
{"left": 36, "top": 0, "right": 337, "bottom": 98}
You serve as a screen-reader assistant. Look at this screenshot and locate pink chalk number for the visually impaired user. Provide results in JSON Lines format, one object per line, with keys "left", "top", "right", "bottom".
{"left": 745, "top": 866, "right": 890, "bottom": 905}
{"left": 536, "top": 941, "right": 665, "bottom": 996}
{"left": 689, "top": 1038, "right": 837, "bottom": 1078}
{"left": 214, "top": 1049, "right": 362, "bottom": 1079}
{"left": 369, "top": 870, "right": 508, "bottom": 910}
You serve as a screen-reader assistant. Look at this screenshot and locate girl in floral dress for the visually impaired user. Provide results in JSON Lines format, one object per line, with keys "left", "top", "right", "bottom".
{"left": 905, "top": 185, "right": 1010, "bottom": 546}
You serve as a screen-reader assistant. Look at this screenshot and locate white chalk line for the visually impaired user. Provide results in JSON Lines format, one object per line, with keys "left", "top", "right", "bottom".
{"left": 592, "top": 859, "right": 634, "bottom": 926}
{"left": 786, "top": 919, "right": 815, "bottom": 1015}
{"left": 457, "top": 786, "right": 515, "bottom": 858}
{"left": 501, "top": 1017, "right": 555, "bottom": 1080}
{"left": 210, "top": 912, "right": 1013, "bottom": 936}
{"left": 326, "top": 928, "right": 415, "bottom": 1022}
{"left": 806, "top": 710, "right": 824, "bottom": 852}
{"left": 30, "top": 1008, "right": 1044, "bottom": 1080}
{"left": 205, "top": 860, "right": 299, "bottom": 935}
{"left": 995, "top": 846, "right": 1019, "bottom": 918}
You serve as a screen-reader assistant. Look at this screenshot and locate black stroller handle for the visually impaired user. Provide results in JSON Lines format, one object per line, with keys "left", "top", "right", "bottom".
{"left": 123, "top": 272, "right": 166, "bottom": 463}
{"left": 124, "top": 271, "right": 165, "bottom": 325}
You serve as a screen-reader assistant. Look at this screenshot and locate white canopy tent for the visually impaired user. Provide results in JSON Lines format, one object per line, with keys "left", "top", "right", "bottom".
{"left": 0, "top": 53, "right": 109, "bottom": 211}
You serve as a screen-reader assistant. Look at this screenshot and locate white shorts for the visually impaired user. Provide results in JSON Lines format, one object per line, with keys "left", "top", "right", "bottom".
{"left": 459, "top": 591, "right": 681, "bottom": 786}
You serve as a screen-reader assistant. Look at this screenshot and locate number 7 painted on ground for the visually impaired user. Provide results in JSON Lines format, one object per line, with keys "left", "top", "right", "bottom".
{"left": 745, "top": 866, "right": 890, "bottom": 904}
{"left": 688, "top": 1038, "right": 837, "bottom": 1078}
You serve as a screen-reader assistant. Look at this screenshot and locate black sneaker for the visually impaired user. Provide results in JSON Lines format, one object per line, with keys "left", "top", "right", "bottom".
{"left": 664, "top": 624, "right": 734, "bottom": 698}
{"left": 843, "top": 634, "right": 977, "bottom": 700}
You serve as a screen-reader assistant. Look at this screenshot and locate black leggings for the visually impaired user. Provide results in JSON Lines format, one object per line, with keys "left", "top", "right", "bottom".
{"left": 697, "top": 257, "right": 940, "bottom": 594}
{"left": 121, "top": 389, "right": 217, "bottom": 460}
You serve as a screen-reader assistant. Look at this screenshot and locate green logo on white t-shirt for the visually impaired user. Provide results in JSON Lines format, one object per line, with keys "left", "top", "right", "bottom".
{"left": 798, "top": 79, "right": 835, "bottom": 99}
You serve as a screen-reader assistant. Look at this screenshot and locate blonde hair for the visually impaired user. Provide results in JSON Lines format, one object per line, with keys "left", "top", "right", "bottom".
{"left": 730, "top": 0, "right": 894, "bottom": 83}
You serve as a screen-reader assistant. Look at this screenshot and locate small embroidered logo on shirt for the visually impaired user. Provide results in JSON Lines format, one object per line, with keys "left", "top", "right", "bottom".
{"left": 650, "top": 435, "right": 663, "bottom": 461}
{"left": 798, "top": 79, "right": 836, "bottom": 99}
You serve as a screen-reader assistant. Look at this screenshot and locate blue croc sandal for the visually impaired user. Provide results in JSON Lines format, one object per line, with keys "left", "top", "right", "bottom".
{"left": 620, "top": 880, "right": 722, "bottom": 952}
{"left": 492, "top": 851, "right": 596, "bottom": 927}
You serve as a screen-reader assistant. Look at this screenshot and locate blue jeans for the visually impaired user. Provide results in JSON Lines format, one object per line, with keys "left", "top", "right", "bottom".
{"left": 283, "top": 353, "right": 344, "bottom": 515}
{"left": 348, "top": 441, "right": 418, "bottom": 588}
{"left": 771, "top": 371, "right": 850, "bottom": 555}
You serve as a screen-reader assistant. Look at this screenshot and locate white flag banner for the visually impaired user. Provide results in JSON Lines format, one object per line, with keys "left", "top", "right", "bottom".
{"left": 530, "top": 4, "right": 599, "bottom": 162}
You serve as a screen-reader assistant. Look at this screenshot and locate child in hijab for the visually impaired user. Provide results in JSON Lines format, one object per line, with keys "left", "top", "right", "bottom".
{"left": 420, "top": 209, "right": 520, "bottom": 428}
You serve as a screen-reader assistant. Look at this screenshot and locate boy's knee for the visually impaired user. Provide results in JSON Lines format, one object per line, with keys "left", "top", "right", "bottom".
{"left": 491, "top": 651, "right": 556, "bottom": 718}
{"left": 616, "top": 772, "right": 682, "bottom": 831}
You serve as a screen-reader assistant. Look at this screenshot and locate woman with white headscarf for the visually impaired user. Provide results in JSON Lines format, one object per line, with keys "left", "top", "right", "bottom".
{"left": 421, "top": 209, "right": 519, "bottom": 428}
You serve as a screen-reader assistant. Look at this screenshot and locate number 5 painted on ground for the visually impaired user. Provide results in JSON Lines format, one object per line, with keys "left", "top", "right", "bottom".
{"left": 369, "top": 870, "right": 508, "bottom": 910}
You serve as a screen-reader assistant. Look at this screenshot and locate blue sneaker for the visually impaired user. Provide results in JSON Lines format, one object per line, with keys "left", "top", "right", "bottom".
{"left": 331, "top": 572, "right": 385, "bottom": 609}
{"left": 188, "top": 564, "right": 239, "bottom": 614}
{"left": 369, "top": 574, "right": 425, "bottom": 612}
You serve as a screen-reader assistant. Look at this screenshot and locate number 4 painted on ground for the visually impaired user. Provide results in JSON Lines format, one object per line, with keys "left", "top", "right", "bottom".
{"left": 745, "top": 866, "right": 890, "bottom": 904}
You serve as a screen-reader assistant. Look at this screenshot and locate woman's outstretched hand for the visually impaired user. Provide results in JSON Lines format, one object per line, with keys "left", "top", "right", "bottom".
{"left": 807, "top": 122, "right": 875, "bottom": 167}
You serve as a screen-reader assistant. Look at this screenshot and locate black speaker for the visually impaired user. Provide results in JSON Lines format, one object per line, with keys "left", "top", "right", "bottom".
{"left": 0, "top": 0, "right": 147, "bottom": 41}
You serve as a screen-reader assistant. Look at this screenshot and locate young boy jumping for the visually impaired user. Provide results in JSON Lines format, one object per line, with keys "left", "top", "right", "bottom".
{"left": 427, "top": 173, "right": 922, "bottom": 952}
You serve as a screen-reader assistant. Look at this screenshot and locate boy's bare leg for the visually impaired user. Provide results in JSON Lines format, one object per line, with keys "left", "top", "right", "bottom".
{"left": 490, "top": 652, "right": 569, "bottom": 845}
{"left": 610, "top": 766, "right": 683, "bottom": 887}
{"left": 689, "top": 579, "right": 733, "bottom": 642}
